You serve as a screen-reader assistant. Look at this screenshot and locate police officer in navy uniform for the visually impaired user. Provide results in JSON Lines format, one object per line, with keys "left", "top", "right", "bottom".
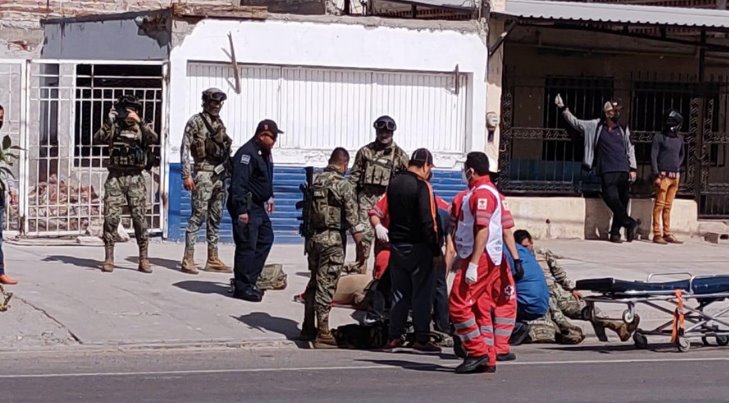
{"left": 227, "top": 119, "right": 283, "bottom": 302}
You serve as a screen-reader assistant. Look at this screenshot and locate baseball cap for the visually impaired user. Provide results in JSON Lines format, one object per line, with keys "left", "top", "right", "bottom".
{"left": 255, "top": 119, "right": 284, "bottom": 138}
{"left": 603, "top": 100, "right": 623, "bottom": 113}
{"left": 487, "top": 155, "right": 500, "bottom": 174}
{"left": 410, "top": 148, "right": 434, "bottom": 166}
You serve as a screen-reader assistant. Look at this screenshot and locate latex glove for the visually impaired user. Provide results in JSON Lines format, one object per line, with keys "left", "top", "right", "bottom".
{"left": 465, "top": 262, "right": 478, "bottom": 285}
{"left": 374, "top": 223, "right": 389, "bottom": 243}
{"left": 554, "top": 93, "right": 565, "bottom": 108}
{"left": 108, "top": 106, "right": 118, "bottom": 123}
{"left": 513, "top": 259, "right": 525, "bottom": 281}
{"left": 266, "top": 198, "right": 275, "bottom": 214}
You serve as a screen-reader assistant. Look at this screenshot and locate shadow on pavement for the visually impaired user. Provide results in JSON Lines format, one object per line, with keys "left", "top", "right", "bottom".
{"left": 296, "top": 271, "right": 311, "bottom": 278}
{"left": 127, "top": 256, "right": 180, "bottom": 271}
{"left": 540, "top": 343, "right": 673, "bottom": 353}
{"left": 234, "top": 312, "right": 303, "bottom": 340}
{"left": 356, "top": 358, "right": 452, "bottom": 372}
{"left": 173, "top": 280, "right": 230, "bottom": 296}
{"left": 43, "top": 255, "right": 123, "bottom": 271}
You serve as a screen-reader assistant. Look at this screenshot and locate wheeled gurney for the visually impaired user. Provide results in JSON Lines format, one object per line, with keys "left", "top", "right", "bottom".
{"left": 575, "top": 273, "right": 729, "bottom": 352}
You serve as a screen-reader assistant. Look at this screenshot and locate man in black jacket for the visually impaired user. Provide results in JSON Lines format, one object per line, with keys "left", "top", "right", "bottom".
{"left": 385, "top": 148, "right": 442, "bottom": 352}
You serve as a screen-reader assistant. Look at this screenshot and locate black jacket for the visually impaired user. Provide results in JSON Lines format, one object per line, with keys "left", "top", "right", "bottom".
{"left": 227, "top": 138, "right": 274, "bottom": 216}
{"left": 386, "top": 171, "right": 442, "bottom": 256}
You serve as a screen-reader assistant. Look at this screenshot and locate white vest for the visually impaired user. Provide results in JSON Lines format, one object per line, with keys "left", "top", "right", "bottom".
{"left": 454, "top": 184, "right": 503, "bottom": 265}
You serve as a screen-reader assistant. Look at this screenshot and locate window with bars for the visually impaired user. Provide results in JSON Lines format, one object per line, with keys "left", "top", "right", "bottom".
{"left": 542, "top": 76, "right": 615, "bottom": 162}
{"left": 73, "top": 64, "right": 163, "bottom": 168}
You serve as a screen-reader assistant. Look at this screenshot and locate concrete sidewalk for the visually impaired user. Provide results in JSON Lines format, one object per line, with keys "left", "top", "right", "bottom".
{"left": 1, "top": 236, "right": 728, "bottom": 351}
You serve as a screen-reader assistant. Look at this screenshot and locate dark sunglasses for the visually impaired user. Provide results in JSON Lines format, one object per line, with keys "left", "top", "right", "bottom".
{"left": 374, "top": 121, "right": 396, "bottom": 131}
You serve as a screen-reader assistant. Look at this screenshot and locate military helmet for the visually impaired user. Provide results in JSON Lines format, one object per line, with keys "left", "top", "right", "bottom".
{"left": 664, "top": 109, "right": 684, "bottom": 129}
{"left": 373, "top": 115, "right": 397, "bottom": 131}
{"left": 202, "top": 88, "right": 227, "bottom": 103}
{"left": 116, "top": 94, "right": 143, "bottom": 113}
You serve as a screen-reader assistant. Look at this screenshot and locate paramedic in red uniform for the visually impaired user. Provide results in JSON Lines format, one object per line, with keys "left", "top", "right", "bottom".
{"left": 449, "top": 152, "right": 522, "bottom": 374}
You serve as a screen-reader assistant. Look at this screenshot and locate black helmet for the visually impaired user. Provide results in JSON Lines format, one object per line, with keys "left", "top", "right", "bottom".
{"left": 373, "top": 115, "right": 397, "bottom": 131}
{"left": 116, "top": 94, "right": 142, "bottom": 113}
{"left": 664, "top": 109, "right": 683, "bottom": 131}
{"left": 202, "top": 88, "right": 227, "bottom": 103}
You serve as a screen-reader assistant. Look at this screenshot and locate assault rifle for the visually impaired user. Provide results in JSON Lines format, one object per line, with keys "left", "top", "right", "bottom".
{"left": 296, "top": 166, "right": 315, "bottom": 254}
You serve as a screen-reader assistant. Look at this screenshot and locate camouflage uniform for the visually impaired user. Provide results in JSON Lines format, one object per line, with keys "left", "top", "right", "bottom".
{"left": 94, "top": 115, "right": 158, "bottom": 273}
{"left": 180, "top": 112, "right": 232, "bottom": 273}
{"left": 528, "top": 248, "right": 634, "bottom": 343}
{"left": 347, "top": 141, "right": 408, "bottom": 274}
{"left": 302, "top": 164, "right": 364, "bottom": 347}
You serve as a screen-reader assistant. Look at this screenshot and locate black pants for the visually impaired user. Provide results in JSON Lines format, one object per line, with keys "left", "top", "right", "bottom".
{"left": 389, "top": 243, "right": 435, "bottom": 343}
{"left": 601, "top": 172, "right": 635, "bottom": 236}
{"left": 432, "top": 263, "right": 450, "bottom": 333}
{"left": 366, "top": 271, "right": 392, "bottom": 322}
{"left": 230, "top": 205, "right": 274, "bottom": 292}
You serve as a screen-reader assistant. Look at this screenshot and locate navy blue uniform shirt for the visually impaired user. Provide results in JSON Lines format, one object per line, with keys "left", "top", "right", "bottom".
{"left": 228, "top": 138, "right": 274, "bottom": 216}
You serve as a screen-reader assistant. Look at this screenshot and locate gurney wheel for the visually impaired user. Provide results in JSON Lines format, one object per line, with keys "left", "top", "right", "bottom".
{"left": 633, "top": 332, "right": 648, "bottom": 349}
{"left": 581, "top": 306, "right": 593, "bottom": 321}
{"left": 716, "top": 336, "right": 729, "bottom": 346}
{"left": 677, "top": 337, "right": 690, "bottom": 353}
{"left": 622, "top": 309, "right": 635, "bottom": 324}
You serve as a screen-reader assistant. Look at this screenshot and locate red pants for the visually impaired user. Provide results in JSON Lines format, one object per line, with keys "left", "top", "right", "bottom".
{"left": 373, "top": 242, "right": 390, "bottom": 280}
{"left": 492, "top": 262, "right": 516, "bottom": 355}
{"left": 449, "top": 256, "right": 515, "bottom": 365}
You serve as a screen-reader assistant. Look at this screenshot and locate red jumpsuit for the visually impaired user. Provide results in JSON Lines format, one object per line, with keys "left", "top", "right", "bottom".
{"left": 369, "top": 194, "right": 450, "bottom": 280}
{"left": 448, "top": 177, "right": 516, "bottom": 365}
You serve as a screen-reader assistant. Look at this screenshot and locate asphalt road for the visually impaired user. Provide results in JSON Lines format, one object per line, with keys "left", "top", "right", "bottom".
{"left": 2, "top": 343, "right": 729, "bottom": 403}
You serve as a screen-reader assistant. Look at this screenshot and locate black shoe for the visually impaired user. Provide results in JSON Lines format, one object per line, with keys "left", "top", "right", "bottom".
{"left": 626, "top": 221, "right": 638, "bottom": 243}
{"left": 233, "top": 288, "right": 263, "bottom": 302}
{"left": 453, "top": 335, "right": 467, "bottom": 359}
{"left": 455, "top": 356, "right": 490, "bottom": 374}
{"left": 496, "top": 352, "right": 516, "bottom": 362}
{"left": 609, "top": 234, "right": 623, "bottom": 244}
{"left": 509, "top": 322, "right": 530, "bottom": 346}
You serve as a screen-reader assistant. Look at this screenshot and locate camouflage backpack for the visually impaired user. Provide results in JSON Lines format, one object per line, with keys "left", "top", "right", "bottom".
{"left": 256, "top": 264, "right": 287, "bottom": 291}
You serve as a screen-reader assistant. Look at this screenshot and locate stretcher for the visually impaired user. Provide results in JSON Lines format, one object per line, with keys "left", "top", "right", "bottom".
{"left": 575, "top": 273, "right": 729, "bottom": 352}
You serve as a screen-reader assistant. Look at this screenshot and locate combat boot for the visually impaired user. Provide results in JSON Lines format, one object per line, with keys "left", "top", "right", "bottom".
{"left": 138, "top": 243, "right": 153, "bottom": 274}
{"left": 181, "top": 248, "right": 198, "bottom": 275}
{"left": 204, "top": 246, "right": 232, "bottom": 273}
{"left": 596, "top": 315, "right": 640, "bottom": 342}
{"left": 313, "top": 313, "right": 338, "bottom": 349}
{"left": 101, "top": 245, "right": 115, "bottom": 273}
{"left": 297, "top": 292, "right": 317, "bottom": 342}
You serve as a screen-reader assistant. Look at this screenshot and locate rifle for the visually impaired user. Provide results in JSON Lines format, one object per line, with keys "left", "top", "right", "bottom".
{"left": 296, "top": 166, "right": 315, "bottom": 255}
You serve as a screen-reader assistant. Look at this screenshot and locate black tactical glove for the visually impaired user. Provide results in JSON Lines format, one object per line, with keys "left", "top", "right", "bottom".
{"left": 513, "top": 259, "right": 525, "bottom": 281}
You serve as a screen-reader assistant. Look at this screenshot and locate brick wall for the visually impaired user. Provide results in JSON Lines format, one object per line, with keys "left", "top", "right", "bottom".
{"left": 0, "top": 0, "right": 233, "bottom": 29}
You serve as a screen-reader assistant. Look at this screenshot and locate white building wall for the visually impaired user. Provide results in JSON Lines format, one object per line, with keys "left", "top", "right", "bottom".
{"left": 168, "top": 18, "right": 488, "bottom": 169}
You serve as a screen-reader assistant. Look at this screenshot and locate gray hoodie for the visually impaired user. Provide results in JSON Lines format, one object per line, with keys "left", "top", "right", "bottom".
{"left": 561, "top": 108, "right": 637, "bottom": 174}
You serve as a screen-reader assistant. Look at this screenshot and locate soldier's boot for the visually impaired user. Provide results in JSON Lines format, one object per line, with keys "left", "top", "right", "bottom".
{"left": 204, "top": 247, "right": 232, "bottom": 273}
{"left": 596, "top": 315, "right": 640, "bottom": 342}
{"left": 313, "top": 312, "right": 338, "bottom": 349}
{"left": 101, "top": 245, "right": 115, "bottom": 273}
{"left": 181, "top": 248, "right": 199, "bottom": 275}
{"left": 298, "top": 293, "right": 317, "bottom": 342}
{"left": 138, "top": 243, "right": 153, "bottom": 274}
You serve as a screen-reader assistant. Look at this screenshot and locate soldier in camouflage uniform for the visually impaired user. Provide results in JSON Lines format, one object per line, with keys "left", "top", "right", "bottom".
{"left": 347, "top": 116, "right": 408, "bottom": 275}
{"left": 95, "top": 95, "right": 158, "bottom": 273}
{"left": 514, "top": 230, "right": 639, "bottom": 343}
{"left": 299, "top": 148, "right": 365, "bottom": 348}
{"left": 180, "top": 88, "right": 233, "bottom": 275}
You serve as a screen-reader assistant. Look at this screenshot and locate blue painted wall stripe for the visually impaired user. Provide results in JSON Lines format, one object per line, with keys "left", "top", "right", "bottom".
{"left": 167, "top": 163, "right": 464, "bottom": 244}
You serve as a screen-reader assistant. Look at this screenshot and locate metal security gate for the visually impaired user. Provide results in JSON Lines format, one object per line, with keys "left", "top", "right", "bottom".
{"left": 0, "top": 60, "right": 26, "bottom": 234}
{"left": 25, "top": 61, "right": 166, "bottom": 236}
{"left": 499, "top": 69, "right": 729, "bottom": 218}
